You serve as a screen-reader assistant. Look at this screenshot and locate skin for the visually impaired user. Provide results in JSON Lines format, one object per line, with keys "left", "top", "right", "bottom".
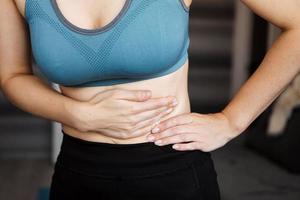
{"left": 1, "top": 0, "right": 300, "bottom": 152}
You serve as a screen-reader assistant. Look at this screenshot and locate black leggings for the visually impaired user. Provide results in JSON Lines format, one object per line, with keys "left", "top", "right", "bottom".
{"left": 49, "top": 130, "right": 221, "bottom": 200}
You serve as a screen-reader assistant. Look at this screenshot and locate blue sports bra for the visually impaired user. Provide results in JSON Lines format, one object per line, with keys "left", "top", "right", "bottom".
{"left": 24, "top": 0, "right": 190, "bottom": 87}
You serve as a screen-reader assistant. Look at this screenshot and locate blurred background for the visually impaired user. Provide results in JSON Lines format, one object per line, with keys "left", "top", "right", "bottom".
{"left": 1, "top": 0, "right": 300, "bottom": 199}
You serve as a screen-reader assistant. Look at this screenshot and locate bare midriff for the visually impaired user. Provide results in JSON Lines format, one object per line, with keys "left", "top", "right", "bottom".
{"left": 59, "top": 59, "right": 191, "bottom": 144}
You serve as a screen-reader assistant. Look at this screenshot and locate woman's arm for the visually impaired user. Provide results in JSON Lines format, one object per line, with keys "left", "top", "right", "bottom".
{"left": 146, "top": 0, "right": 300, "bottom": 151}
{"left": 0, "top": 0, "right": 84, "bottom": 130}
{"left": 222, "top": 0, "right": 300, "bottom": 136}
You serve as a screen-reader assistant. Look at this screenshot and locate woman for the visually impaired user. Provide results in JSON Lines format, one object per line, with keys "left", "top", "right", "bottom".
{"left": 1, "top": 0, "right": 300, "bottom": 199}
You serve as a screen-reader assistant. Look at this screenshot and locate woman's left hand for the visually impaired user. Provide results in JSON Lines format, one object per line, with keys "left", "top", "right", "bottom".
{"left": 146, "top": 112, "right": 240, "bottom": 152}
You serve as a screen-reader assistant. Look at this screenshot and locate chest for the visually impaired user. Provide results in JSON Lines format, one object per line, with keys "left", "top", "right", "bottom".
{"left": 25, "top": 0, "right": 190, "bottom": 87}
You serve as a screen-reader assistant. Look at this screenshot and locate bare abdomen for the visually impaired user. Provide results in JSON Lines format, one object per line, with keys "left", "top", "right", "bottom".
{"left": 59, "top": 60, "right": 191, "bottom": 144}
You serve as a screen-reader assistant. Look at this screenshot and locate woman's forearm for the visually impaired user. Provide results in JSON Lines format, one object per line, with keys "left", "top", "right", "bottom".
{"left": 1, "top": 74, "right": 83, "bottom": 130}
{"left": 222, "top": 29, "right": 300, "bottom": 136}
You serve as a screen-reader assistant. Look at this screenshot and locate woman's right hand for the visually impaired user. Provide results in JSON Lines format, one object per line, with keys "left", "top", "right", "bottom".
{"left": 69, "top": 88, "right": 178, "bottom": 140}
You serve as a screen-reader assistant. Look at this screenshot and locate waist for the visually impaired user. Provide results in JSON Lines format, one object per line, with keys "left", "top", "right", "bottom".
{"left": 55, "top": 130, "right": 212, "bottom": 179}
{"left": 62, "top": 91, "right": 190, "bottom": 144}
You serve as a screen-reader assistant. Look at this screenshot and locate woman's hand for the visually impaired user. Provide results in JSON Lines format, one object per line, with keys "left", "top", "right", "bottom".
{"left": 68, "top": 88, "right": 178, "bottom": 140}
{"left": 146, "top": 112, "right": 241, "bottom": 152}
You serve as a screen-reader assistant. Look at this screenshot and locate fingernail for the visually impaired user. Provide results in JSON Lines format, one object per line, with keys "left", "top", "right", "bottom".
{"left": 147, "top": 135, "right": 155, "bottom": 142}
{"left": 152, "top": 127, "right": 160, "bottom": 133}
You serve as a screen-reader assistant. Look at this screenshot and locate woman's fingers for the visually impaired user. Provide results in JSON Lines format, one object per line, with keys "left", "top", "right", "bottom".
{"left": 172, "top": 142, "right": 201, "bottom": 151}
{"left": 153, "top": 132, "right": 199, "bottom": 146}
{"left": 172, "top": 142, "right": 210, "bottom": 152}
{"left": 124, "top": 117, "right": 159, "bottom": 139}
{"left": 150, "top": 113, "right": 194, "bottom": 134}
{"left": 125, "top": 96, "right": 177, "bottom": 114}
{"left": 132, "top": 105, "right": 174, "bottom": 125}
{"left": 149, "top": 123, "right": 201, "bottom": 142}
{"left": 130, "top": 107, "right": 175, "bottom": 137}
{"left": 103, "top": 97, "right": 177, "bottom": 139}
{"left": 148, "top": 124, "right": 195, "bottom": 141}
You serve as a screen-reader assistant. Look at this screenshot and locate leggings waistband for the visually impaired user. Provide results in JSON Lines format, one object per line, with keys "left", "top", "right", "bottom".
{"left": 56, "top": 130, "right": 212, "bottom": 179}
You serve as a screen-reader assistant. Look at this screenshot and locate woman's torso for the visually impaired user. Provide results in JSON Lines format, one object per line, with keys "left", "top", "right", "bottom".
{"left": 16, "top": 0, "right": 192, "bottom": 144}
